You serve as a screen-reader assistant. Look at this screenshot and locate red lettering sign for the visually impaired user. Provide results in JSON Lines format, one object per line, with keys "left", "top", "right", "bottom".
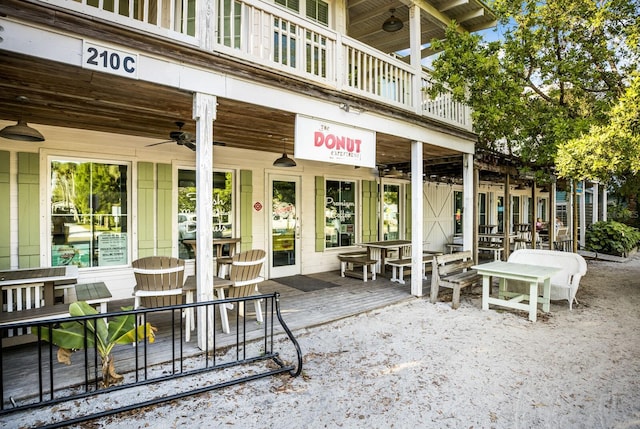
{"left": 314, "top": 131, "right": 362, "bottom": 153}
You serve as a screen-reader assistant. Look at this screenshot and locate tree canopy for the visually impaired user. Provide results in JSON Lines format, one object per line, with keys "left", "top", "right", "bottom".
{"left": 428, "top": 0, "right": 639, "bottom": 182}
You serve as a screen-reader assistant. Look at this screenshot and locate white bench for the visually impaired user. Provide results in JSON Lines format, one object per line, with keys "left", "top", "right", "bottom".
{"left": 505, "top": 249, "right": 587, "bottom": 310}
{"left": 385, "top": 254, "right": 439, "bottom": 285}
{"left": 0, "top": 281, "right": 111, "bottom": 346}
{"left": 431, "top": 251, "right": 481, "bottom": 309}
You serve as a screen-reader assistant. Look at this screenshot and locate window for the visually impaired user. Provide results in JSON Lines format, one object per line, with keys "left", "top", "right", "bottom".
{"left": 219, "top": 0, "right": 242, "bottom": 48}
{"left": 275, "top": 0, "right": 329, "bottom": 26}
{"left": 305, "top": 0, "right": 328, "bottom": 25}
{"left": 454, "top": 191, "right": 463, "bottom": 234}
{"left": 178, "top": 169, "right": 234, "bottom": 260}
{"left": 477, "top": 192, "right": 487, "bottom": 227}
{"left": 512, "top": 196, "right": 520, "bottom": 230}
{"left": 497, "top": 195, "right": 504, "bottom": 233}
{"left": 383, "top": 184, "right": 400, "bottom": 240}
{"left": 50, "top": 159, "right": 129, "bottom": 268}
{"left": 325, "top": 180, "right": 356, "bottom": 248}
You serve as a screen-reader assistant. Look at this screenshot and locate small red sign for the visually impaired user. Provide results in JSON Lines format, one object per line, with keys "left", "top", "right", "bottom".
{"left": 253, "top": 202, "right": 263, "bottom": 211}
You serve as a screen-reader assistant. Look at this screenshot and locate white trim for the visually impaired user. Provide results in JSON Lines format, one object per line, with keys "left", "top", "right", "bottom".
{"left": 132, "top": 265, "right": 185, "bottom": 275}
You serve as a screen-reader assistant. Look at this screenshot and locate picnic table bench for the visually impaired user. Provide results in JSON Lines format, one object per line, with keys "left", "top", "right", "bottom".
{"left": 430, "top": 251, "right": 481, "bottom": 309}
{"left": 1, "top": 282, "right": 111, "bottom": 346}
{"left": 337, "top": 252, "right": 377, "bottom": 282}
{"left": 385, "top": 253, "right": 441, "bottom": 285}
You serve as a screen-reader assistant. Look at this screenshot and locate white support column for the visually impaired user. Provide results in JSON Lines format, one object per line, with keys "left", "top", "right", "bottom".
{"left": 193, "top": 92, "right": 216, "bottom": 351}
{"left": 462, "top": 153, "right": 474, "bottom": 251}
{"left": 196, "top": 0, "right": 215, "bottom": 51}
{"left": 409, "top": 5, "right": 422, "bottom": 115}
{"left": 410, "top": 140, "right": 423, "bottom": 297}
{"left": 592, "top": 182, "right": 599, "bottom": 224}
{"left": 579, "top": 180, "right": 586, "bottom": 249}
{"left": 602, "top": 184, "right": 608, "bottom": 221}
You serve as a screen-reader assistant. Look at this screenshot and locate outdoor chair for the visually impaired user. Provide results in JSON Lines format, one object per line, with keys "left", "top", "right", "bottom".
{"left": 132, "top": 256, "right": 185, "bottom": 315}
{"left": 217, "top": 249, "right": 266, "bottom": 334}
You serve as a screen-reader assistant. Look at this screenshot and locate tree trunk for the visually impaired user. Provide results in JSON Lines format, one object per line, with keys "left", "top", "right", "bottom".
{"left": 101, "top": 354, "right": 124, "bottom": 387}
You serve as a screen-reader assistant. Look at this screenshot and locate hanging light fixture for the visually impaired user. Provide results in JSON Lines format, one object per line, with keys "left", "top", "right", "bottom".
{"left": 0, "top": 120, "right": 45, "bottom": 142}
{"left": 382, "top": 8, "right": 403, "bottom": 32}
{"left": 273, "top": 139, "right": 296, "bottom": 167}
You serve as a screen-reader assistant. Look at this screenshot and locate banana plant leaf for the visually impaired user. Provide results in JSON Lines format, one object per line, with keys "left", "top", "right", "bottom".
{"left": 40, "top": 302, "right": 156, "bottom": 354}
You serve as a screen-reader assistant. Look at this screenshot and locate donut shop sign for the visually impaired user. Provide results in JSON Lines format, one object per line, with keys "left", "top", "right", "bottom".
{"left": 294, "top": 115, "right": 376, "bottom": 168}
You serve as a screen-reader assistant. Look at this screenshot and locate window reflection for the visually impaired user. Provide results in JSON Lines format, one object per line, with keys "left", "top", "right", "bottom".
{"left": 50, "top": 160, "right": 128, "bottom": 267}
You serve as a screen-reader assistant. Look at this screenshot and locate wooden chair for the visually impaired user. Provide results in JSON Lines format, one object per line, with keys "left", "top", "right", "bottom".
{"left": 132, "top": 256, "right": 185, "bottom": 310}
{"left": 217, "top": 249, "right": 266, "bottom": 334}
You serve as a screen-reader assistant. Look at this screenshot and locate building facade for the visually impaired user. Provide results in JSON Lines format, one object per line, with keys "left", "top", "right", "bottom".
{"left": 0, "top": 0, "right": 498, "bottom": 299}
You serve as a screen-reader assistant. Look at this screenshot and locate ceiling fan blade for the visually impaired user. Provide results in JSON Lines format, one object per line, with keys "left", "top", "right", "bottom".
{"left": 146, "top": 140, "right": 174, "bottom": 147}
{"left": 184, "top": 141, "right": 197, "bottom": 151}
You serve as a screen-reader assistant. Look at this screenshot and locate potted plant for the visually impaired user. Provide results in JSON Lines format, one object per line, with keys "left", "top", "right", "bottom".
{"left": 41, "top": 301, "right": 156, "bottom": 387}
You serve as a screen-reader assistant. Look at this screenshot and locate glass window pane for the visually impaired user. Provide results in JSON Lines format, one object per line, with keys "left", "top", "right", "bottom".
{"left": 178, "top": 169, "right": 234, "bottom": 260}
{"left": 51, "top": 160, "right": 128, "bottom": 268}
{"left": 383, "top": 184, "right": 399, "bottom": 240}
{"left": 454, "top": 191, "right": 463, "bottom": 234}
{"left": 325, "top": 180, "right": 356, "bottom": 248}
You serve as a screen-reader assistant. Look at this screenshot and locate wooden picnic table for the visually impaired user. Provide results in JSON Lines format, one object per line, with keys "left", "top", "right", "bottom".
{"left": 357, "top": 240, "right": 411, "bottom": 274}
{"left": 0, "top": 266, "right": 79, "bottom": 310}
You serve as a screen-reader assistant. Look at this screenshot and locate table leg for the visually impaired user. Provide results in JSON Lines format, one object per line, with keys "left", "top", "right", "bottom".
{"left": 482, "top": 275, "right": 490, "bottom": 310}
{"left": 528, "top": 281, "right": 538, "bottom": 322}
{"left": 541, "top": 278, "right": 551, "bottom": 312}
{"left": 368, "top": 248, "right": 382, "bottom": 274}
{"left": 44, "top": 281, "right": 55, "bottom": 307}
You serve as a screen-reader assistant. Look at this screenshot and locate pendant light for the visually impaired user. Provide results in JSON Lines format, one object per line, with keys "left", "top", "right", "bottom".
{"left": 0, "top": 120, "right": 45, "bottom": 142}
{"left": 273, "top": 139, "right": 297, "bottom": 167}
{"left": 382, "top": 8, "right": 403, "bottom": 32}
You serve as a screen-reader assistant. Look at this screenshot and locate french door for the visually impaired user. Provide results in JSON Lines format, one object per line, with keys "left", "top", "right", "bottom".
{"left": 269, "top": 175, "right": 301, "bottom": 278}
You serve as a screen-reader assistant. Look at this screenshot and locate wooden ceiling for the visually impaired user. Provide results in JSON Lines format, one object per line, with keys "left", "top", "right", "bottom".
{"left": 0, "top": 50, "right": 462, "bottom": 168}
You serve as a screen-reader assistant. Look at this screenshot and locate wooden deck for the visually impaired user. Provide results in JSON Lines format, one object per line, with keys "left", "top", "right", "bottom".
{"left": 1, "top": 270, "right": 419, "bottom": 405}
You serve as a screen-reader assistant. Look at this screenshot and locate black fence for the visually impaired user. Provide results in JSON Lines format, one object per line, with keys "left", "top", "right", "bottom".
{"left": 0, "top": 292, "right": 302, "bottom": 428}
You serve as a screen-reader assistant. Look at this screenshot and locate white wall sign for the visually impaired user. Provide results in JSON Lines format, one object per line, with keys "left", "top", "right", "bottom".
{"left": 82, "top": 41, "right": 139, "bottom": 79}
{"left": 294, "top": 115, "right": 376, "bottom": 168}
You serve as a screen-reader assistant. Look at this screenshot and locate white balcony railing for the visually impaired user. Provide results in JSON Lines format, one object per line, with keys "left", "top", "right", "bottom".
{"left": 45, "top": 0, "right": 472, "bottom": 131}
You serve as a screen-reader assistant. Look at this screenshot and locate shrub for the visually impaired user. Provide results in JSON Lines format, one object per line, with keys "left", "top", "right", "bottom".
{"left": 585, "top": 221, "right": 640, "bottom": 256}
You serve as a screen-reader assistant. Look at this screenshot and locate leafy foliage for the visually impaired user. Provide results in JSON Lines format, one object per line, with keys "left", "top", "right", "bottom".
{"left": 41, "top": 301, "right": 156, "bottom": 386}
{"left": 428, "top": 0, "right": 639, "bottom": 179}
{"left": 585, "top": 221, "right": 640, "bottom": 256}
{"left": 556, "top": 73, "right": 640, "bottom": 181}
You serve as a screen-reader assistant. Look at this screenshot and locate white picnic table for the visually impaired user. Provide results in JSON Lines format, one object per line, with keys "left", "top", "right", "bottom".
{"left": 471, "top": 261, "right": 561, "bottom": 322}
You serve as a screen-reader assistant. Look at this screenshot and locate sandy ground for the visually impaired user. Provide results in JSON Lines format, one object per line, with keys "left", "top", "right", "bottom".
{"left": 13, "top": 255, "right": 640, "bottom": 428}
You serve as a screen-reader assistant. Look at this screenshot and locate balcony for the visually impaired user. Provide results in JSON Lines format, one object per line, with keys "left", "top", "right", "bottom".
{"left": 40, "top": 0, "right": 473, "bottom": 131}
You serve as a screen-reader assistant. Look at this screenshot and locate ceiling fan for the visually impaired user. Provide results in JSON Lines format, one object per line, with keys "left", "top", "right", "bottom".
{"left": 146, "top": 121, "right": 196, "bottom": 151}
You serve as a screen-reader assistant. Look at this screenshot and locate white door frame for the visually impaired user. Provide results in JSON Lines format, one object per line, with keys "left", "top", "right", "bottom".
{"left": 267, "top": 174, "right": 301, "bottom": 278}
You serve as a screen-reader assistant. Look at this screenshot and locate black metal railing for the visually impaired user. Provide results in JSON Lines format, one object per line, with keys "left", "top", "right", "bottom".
{"left": 0, "top": 292, "right": 302, "bottom": 428}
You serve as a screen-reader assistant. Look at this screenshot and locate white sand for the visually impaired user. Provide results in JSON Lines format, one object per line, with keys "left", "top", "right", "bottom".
{"left": 14, "top": 256, "right": 640, "bottom": 428}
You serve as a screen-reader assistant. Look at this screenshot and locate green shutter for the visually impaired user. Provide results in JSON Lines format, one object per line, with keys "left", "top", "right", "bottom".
{"left": 240, "top": 170, "right": 253, "bottom": 251}
{"left": 405, "top": 184, "right": 412, "bottom": 237}
{"left": 17, "top": 153, "right": 40, "bottom": 267}
{"left": 137, "top": 162, "right": 155, "bottom": 257}
{"left": 361, "top": 180, "right": 378, "bottom": 242}
{"left": 0, "top": 151, "right": 10, "bottom": 269}
{"left": 156, "top": 164, "right": 172, "bottom": 256}
{"left": 315, "top": 176, "right": 325, "bottom": 252}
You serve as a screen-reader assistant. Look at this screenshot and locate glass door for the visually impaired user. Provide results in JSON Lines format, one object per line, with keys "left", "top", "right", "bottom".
{"left": 269, "top": 175, "right": 301, "bottom": 278}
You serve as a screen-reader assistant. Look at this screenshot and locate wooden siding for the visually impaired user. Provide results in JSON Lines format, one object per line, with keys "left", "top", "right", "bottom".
{"left": 137, "top": 162, "right": 155, "bottom": 257}
{"left": 157, "top": 164, "right": 172, "bottom": 256}
{"left": 0, "top": 152, "right": 9, "bottom": 269}
{"left": 17, "top": 153, "right": 39, "bottom": 268}
{"left": 239, "top": 170, "right": 253, "bottom": 252}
